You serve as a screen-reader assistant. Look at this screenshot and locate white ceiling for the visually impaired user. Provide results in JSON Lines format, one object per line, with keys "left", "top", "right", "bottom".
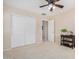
{"left": 4, "top": 0, "right": 75, "bottom": 16}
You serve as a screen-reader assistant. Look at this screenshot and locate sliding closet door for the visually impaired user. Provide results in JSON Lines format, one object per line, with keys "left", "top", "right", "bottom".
{"left": 24, "top": 16, "right": 36, "bottom": 45}
{"left": 11, "top": 14, "right": 36, "bottom": 48}
{"left": 11, "top": 15, "right": 25, "bottom": 48}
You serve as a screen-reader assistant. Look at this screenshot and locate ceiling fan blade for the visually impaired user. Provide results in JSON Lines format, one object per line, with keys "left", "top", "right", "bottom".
{"left": 54, "top": 4, "right": 64, "bottom": 8}
{"left": 40, "top": 4, "right": 49, "bottom": 8}
{"left": 45, "top": 0, "right": 51, "bottom": 3}
{"left": 46, "top": 0, "right": 60, "bottom": 2}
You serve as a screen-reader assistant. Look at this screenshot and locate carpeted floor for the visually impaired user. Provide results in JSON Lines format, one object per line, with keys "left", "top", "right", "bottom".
{"left": 4, "top": 42, "right": 75, "bottom": 59}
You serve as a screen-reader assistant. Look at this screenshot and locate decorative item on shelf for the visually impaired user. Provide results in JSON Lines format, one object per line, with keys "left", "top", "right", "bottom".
{"left": 68, "top": 31, "right": 73, "bottom": 35}
{"left": 60, "top": 28, "right": 68, "bottom": 35}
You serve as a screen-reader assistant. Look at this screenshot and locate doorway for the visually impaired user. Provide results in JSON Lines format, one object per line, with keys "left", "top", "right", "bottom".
{"left": 42, "top": 20, "right": 54, "bottom": 42}
{"left": 42, "top": 20, "right": 48, "bottom": 41}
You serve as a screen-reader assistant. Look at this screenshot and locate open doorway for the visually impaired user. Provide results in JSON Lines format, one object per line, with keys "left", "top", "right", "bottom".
{"left": 42, "top": 20, "right": 54, "bottom": 43}
{"left": 42, "top": 20, "right": 48, "bottom": 41}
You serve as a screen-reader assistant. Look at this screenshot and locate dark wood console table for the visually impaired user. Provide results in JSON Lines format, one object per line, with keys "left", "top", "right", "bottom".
{"left": 60, "top": 35, "right": 75, "bottom": 48}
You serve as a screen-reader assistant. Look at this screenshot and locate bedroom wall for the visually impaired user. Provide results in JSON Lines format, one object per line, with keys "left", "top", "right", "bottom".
{"left": 54, "top": 9, "right": 75, "bottom": 43}
{"left": 3, "top": 6, "right": 11, "bottom": 50}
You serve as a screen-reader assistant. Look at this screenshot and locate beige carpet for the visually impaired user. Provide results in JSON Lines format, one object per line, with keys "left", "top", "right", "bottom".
{"left": 4, "top": 42, "right": 75, "bottom": 59}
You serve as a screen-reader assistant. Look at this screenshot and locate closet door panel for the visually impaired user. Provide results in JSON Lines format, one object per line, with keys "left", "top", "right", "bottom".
{"left": 11, "top": 15, "right": 25, "bottom": 48}
{"left": 24, "top": 17, "right": 36, "bottom": 44}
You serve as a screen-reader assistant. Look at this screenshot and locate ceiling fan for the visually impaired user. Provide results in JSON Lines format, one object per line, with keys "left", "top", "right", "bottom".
{"left": 40, "top": 0, "right": 64, "bottom": 11}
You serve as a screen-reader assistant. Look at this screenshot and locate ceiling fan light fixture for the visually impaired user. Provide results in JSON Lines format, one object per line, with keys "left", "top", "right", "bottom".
{"left": 48, "top": 4, "right": 53, "bottom": 10}
{"left": 48, "top": 4, "right": 55, "bottom": 11}
{"left": 53, "top": 6, "right": 55, "bottom": 9}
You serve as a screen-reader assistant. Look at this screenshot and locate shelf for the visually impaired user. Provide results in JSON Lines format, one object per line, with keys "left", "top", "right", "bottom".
{"left": 61, "top": 40, "right": 73, "bottom": 43}
{"left": 61, "top": 44, "right": 73, "bottom": 48}
{"left": 60, "top": 35, "right": 75, "bottom": 48}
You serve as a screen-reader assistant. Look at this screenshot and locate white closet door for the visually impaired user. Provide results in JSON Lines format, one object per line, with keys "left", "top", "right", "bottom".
{"left": 48, "top": 20, "right": 54, "bottom": 42}
{"left": 24, "top": 16, "right": 36, "bottom": 44}
{"left": 11, "top": 14, "right": 36, "bottom": 48}
{"left": 11, "top": 15, "right": 25, "bottom": 48}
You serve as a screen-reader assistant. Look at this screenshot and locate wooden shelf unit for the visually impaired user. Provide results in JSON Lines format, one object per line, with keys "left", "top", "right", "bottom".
{"left": 60, "top": 35, "right": 75, "bottom": 49}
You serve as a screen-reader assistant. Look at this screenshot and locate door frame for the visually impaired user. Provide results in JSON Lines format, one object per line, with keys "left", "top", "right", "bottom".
{"left": 41, "top": 19, "right": 55, "bottom": 43}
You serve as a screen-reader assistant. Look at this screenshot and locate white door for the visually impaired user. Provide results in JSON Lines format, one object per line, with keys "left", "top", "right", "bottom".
{"left": 24, "top": 16, "right": 36, "bottom": 45}
{"left": 48, "top": 20, "right": 54, "bottom": 42}
{"left": 11, "top": 14, "right": 36, "bottom": 48}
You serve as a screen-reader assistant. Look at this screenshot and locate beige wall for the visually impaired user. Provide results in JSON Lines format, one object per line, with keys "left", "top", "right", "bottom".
{"left": 3, "top": 8, "right": 11, "bottom": 50}
{"left": 54, "top": 9, "right": 75, "bottom": 42}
